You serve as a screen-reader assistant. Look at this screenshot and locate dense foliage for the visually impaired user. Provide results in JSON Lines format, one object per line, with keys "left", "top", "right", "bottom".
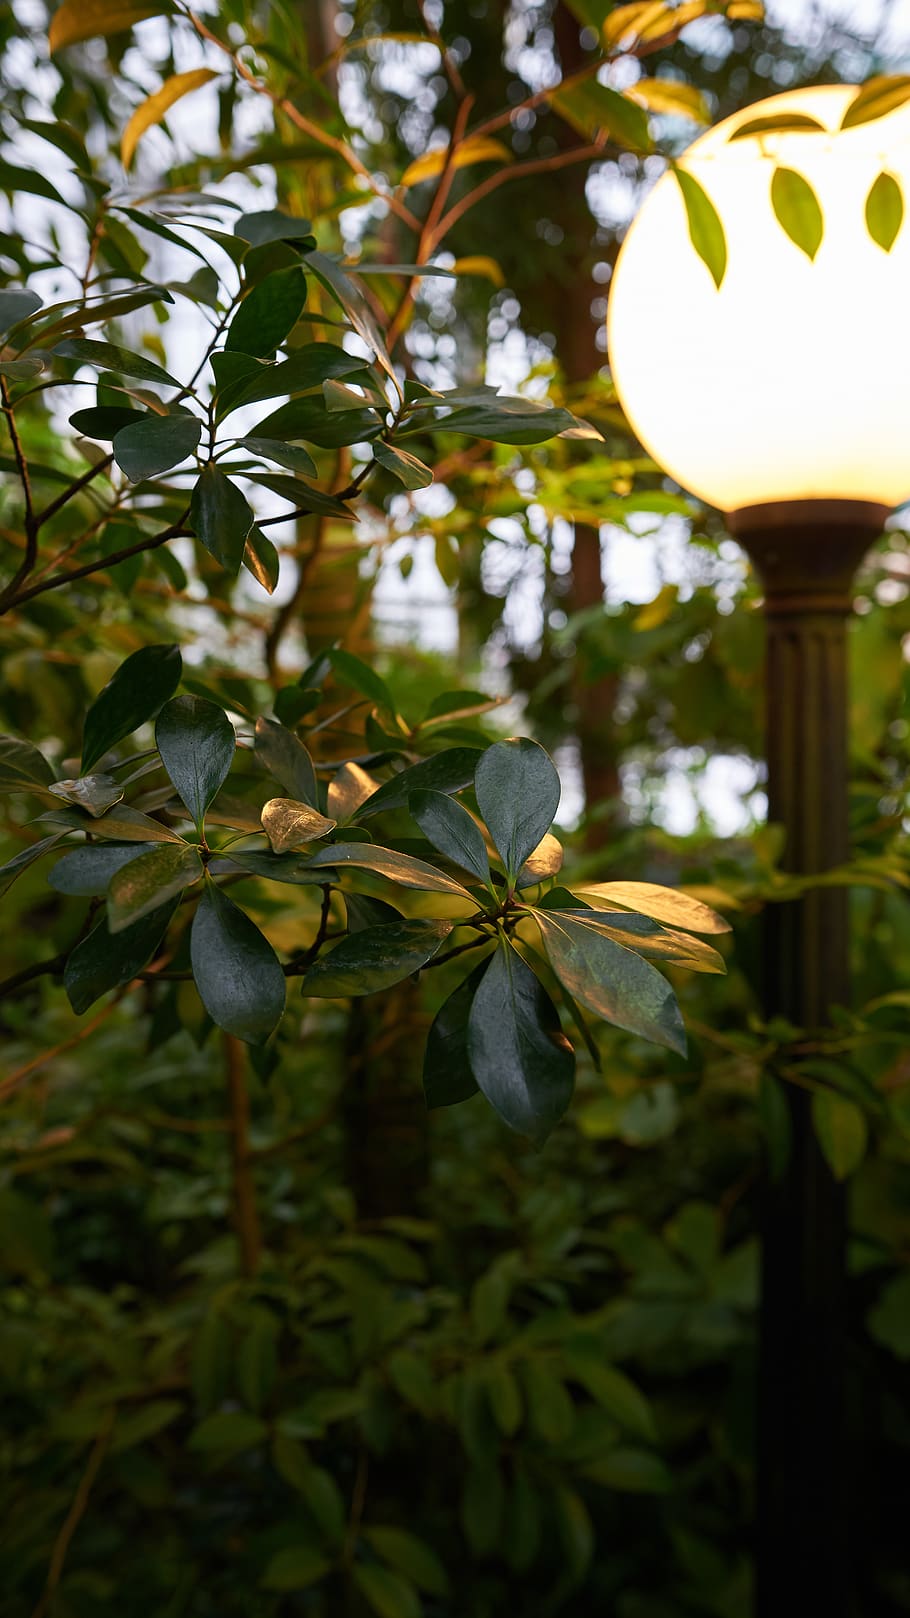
{"left": 1, "top": 1, "right": 909, "bottom": 1615}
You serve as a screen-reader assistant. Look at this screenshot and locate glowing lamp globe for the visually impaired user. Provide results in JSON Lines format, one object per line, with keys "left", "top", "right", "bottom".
{"left": 607, "top": 84, "right": 910, "bottom": 514}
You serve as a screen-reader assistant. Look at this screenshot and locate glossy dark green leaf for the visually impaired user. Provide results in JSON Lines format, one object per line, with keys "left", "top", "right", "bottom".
{"left": 0, "top": 287, "right": 42, "bottom": 332}
{"left": 302, "top": 918, "right": 452, "bottom": 998}
{"left": 865, "top": 171, "right": 904, "bottom": 251}
{"left": 189, "top": 464, "right": 255, "bottom": 574}
{"left": 467, "top": 940, "right": 574, "bottom": 1145}
{"left": 112, "top": 413, "right": 201, "bottom": 481}
{"left": 358, "top": 748, "right": 482, "bottom": 819}
{"left": 237, "top": 436, "right": 317, "bottom": 476}
{"left": 53, "top": 338, "right": 179, "bottom": 386}
{"left": 48, "top": 773, "right": 123, "bottom": 817}
{"left": 225, "top": 267, "right": 308, "bottom": 358}
{"left": 81, "top": 643, "right": 182, "bottom": 773}
{"left": 0, "top": 357, "right": 45, "bottom": 378}
{"left": 242, "top": 526, "right": 279, "bottom": 593}
{"left": 305, "top": 842, "right": 473, "bottom": 898}
{"left": 70, "top": 405, "right": 146, "bottom": 440}
{"left": 770, "top": 166, "right": 824, "bottom": 260}
{"left": 425, "top": 397, "right": 580, "bottom": 445}
{"left": 410, "top": 789, "right": 490, "bottom": 883}
{"left": 41, "top": 804, "right": 184, "bottom": 843}
{"left": 254, "top": 716, "right": 317, "bottom": 804}
{"left": 373, "top": 441, "right": 434, "bottom": 489}
{"left": 0, "top": 833, "right": 67, "bottom": 898}
{"left": 423, "top": 961, "right": 488, "bottom": 1108}
{"left": 533, "top": 909, "right": 686, "bottom": 1055}
{"left": 107, "top": 841, "right": 203, "bottom": 933}
{"left": 210, "top": 350, "right": 264, "bottom": 417}
{"left": 208, "top": 850, "right": 334, "bottom": 886}
{"left": 327, "top": 648, "right": 394, "bottom": 713}
{"left": 343, "top": 892, "right": 402, "bottom": 932}
{"left": 234, "top": 209, "right": 316, "bottom": 248}
{"left": 307, "top": 249, "right": 398, "bottom": 391}
{"left": 474, "top": 738, "right": 560, "bottom": 880}
{"left": 552, "top": 79, "right": 652, "bottom": 151}
{"left": 156, "top": 695, "right": 235, "bottom": 832}
{"left": 244, "top": 473, "right": 355, "bottom": 520}
{"left": 190, "top": 879, "right": 286, "bottom": 1044}
{"left": 252, "top": 395, "right": 383, "bottom": 448}
{"left": 0, "top": 734, "right": 55, "bottom": 790}
{"left": 221, "top": 344, "right": 363, "bottom": 413}
{"left": 65, "top": 897, "right": 179, "bottom": 1014}
{"left": 673, "top": 168, "right": 727, "bottom": 289}
{"left": 48, "top": 842, "right": 158, "bottom": 895}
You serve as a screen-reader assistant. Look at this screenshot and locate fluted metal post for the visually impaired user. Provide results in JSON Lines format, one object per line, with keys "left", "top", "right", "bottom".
{"left": 729, "top": 500, "right": 889, "bottom": 1618}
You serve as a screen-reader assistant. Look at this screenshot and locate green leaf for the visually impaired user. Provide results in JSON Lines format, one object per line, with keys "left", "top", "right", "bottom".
{"left": 42, "top": 804, "right": 184, "bottom": 843}
{"left": 261, "top": 1549, "right": 331, "bottom": 1591}
{"left": 188, "top": 1410, "right": 267, "bottom": 1453}
{"left": 359, "top": 748, "right": 481, "bottom": 819}
{"left": 840, "top": 74, "right": 910, "bottom": 130}
{"left": 572, "top": 879, "right": 731, "bottom": 934}
{"left": 0, "top": 833, "right": 67, "bottom": 898}
{"left": 221, "top": 344, "right": 363, "bottom": 413}
{"left": 461, "top": 1461, "right": 504, "bottom": 1556}
{"left": 770, "top": 166, "right": 824, "bottom": 260}
{"left": 190, "top": 879, "right": 286, "bottom": 1043}
{"left": 81, "top": 643, "right": 182, "bottom": 773}
{"left": 243, "top": 525, "right": 280, "bottom": 593}
{"left": 48, "top": 773, "right": 124, "bottom": 817}
{"left": 0, "top": 287, "right": 42, "bottom": 332}
{"left": 307, "top": 249, "right": 398, "bottom": 392}
{"left": 365, "top": 1528, "right": 449, "bottom": 1596}
{"left": 467, "top": 940, "right": 574, "bottom": 1144}
{"left": 474, "top": 738, "right": 560, "bottom": 881}
{"left": 237, "top": 436, "right": 317, "bottom": 476}
{"left": 327, "top": 648, "right": 395, "bottom": 713}
{"left": 300, "top": 1466, "right": 346, "bottom": 1545}
{"left": 353, "top": 1564, "right": 421, "bottom": 1618}
{"left": 373, "top": 441, "right": 433, "bottom": 490}
{"left": 244, "top": 472, "right": 356, "bottom": 520}
{"left": 107, "top": 841, "right": 203, "bottom": 933}
{"left": 590, "top": 1448, "right": 671, "bottom": 1493}
{"left": 673, "top": 168, "right": 727, "bottom": 290}
{"left": 553, "top": 1484, "right": 594, "bottom": 1582}
{"left": 53, "top": 337, "right": 179, "bottom": 386}
{"left": 424, "top": 397, "right": 582, "bottom": 446}
{"left": 65, "top": 897, "right": 179, "bottom": 1013}
{"left": 868, "top": 1272, "right": 910, "bottom": 1360}
{"left": 254, "top": 716, "right": 317, "bottom": 804}
{"left": 812, "top": 1092, "right": 868, "bottom": 1181}
{"left": 252, "top": 395, "right": 383, "bottom": 448}
{"left": 305, "top": 843, "right": 474, "bottom": 899}
{"left": 189, "top": 464, "right": 255, "bottom": 574}
{"left": 156, "top": 694, "right": 235, "bottom": 833}
{"left": 113, "top": 413, "right": 201, "bottom": 480}
{"left": 70, "top": 406, "right": 146, "bottom": 440}
{"left": 209, "top": 850, "right": 333, "bottom": 886}
{"left": 302, "top": 918, "right": 452, "bottom": 997}
{"left": 48, "top": 842, "right": 158, "bottom": 895}
{"left": 563, "top": 1345, "right": 655, "bottom": 1440}
{"left": 235, "top": 208, "right": 315, "bottom": 248}
{"left": 865, "top": 171, "right": 904, "bottom": 251}
{"left": 0, "top": 734, "right": 54, "bottom": 791}
{"left": 0, "top": 358, "right": 45, "bottom": 378}
{"left": 409, "top": 789, "right": 490, "bottom": 883}
{"left": 533, "top": 909, "right": 686, "bottom": 1056}
{"left": 730, "top": 112, "right": 826, "bottom": 140}
{"left": 423, "top": 963, "right": 486, "bottom": 1108}
{"left": 552, "top": 80, "right": 652, "bottom": 151}
{"left": 225, "top": 267, "right": 308, "bottom": 358}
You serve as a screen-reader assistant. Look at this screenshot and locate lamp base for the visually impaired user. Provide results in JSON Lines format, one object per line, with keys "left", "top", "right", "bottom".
{"left": 727, "top": 499, "right": 890, "bottom": 610}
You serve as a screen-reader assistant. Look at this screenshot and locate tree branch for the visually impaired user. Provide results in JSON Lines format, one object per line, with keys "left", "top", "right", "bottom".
{"left": 1, "top": 510, "right": 191, "bottom": 613}
{"left": 30, "top": 1408, "right": 115, "bottom": 1618}
{"left": 0, "top": 375, "right": 38, "bottom": 609}
{"left": 432, "top": 143, "right": 607, "bottom": 245}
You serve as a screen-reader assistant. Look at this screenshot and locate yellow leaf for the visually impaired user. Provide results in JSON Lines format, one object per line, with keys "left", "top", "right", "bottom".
{"left": 401, "top": 136, "right": 512, "bottom": 191}
{"left": 726, "top": 1, "right": 764, "bottom": 18}
{"left": 121, "top": 69, "right": 220, "bottom": 169}
{"left": 520, "top": 833, "right": 564, "bottom": 885}
{"left": 451, "top": 256, "right": 506, "bottom": 287}
{"left": 574, "top": 880, "right": 732, "bottom": 935}
{"left": 633, "top": 583, "right": 677, "bottom": 630}
{"left": 627, "top": 78, "right": 710, "bottom": 123}
{"left": 49, "top": 0, "right": 173, "bottom": 54}
{"left": 326, "top": 763, "right": 381, "bottom": 821}
{"left": 261, "top": 798, "right": 337, "bottom": 853}
{"left": 603, "top": 2, "right": 670, "bottom": 49}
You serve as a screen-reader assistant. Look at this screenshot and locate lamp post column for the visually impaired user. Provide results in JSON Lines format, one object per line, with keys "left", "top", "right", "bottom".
{"left": 729, "top": 499, "right": 888, "bottom": 1618}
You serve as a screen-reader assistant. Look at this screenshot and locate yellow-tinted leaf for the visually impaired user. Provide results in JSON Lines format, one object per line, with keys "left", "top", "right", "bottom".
{"left": 730, "top": 112, "right": 825, "bottom": 141}
{"left": 261, "top": 798, "right": 337, "bottom": 853}
{"left": 865, "top": 171, "right": 904, "bottom": 252}
{"left": 673, "top": 167, "right": 727, "bottom": 289}
{"left": 573, "top": 880, "right": 732, "bottom": 934}
{"left": 49, "top": 0, "right": 174, "bottom": 53}
{"left": 401, "top": 135, "right": 512, "bottom": 190}
{"left": 812, "top": 1093, "right": 867, "bottom": 1181}
{"left": 770, "top": 166, "right": 824, "bottom": 260}
{"left": 603, "top": 3, "right": 668, "bottom": 49}
{"left": 726, "top": 1, "right": 764, "bottom": 17}
{"left": 633, "top": 583, "right": 677, "bottom": 631}
{"left": 121, "top": 69, "right": 219, "bottom": 169}
{"left": 627, "top": 78, "right": 709, "bottom": 123}
{"left": 841, "top": 74, "right": 910, "bottom": 130}
{"left": 452, "top": 256, "right": 506, "bottom": 286}
{"left": 327, "top": 762, "right": 382, "bottom": 821}
{"left": 518, "top": 832, "right": 563, "bottom": 887}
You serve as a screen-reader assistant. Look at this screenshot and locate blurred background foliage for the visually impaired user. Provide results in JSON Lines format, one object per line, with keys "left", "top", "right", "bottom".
{"left": 1, "top": 0, "right": 909, "bottom": 1614}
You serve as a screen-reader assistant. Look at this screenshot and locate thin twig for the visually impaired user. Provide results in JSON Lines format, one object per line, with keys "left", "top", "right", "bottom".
{"left": 0, "top": 376, "right": 38, "bottom": 609}
{"left": 30, "top": 1408, "right": 115, "bottom": 1618}
{"left": 2, "top": 510, "right": 191, "bottom": 612}
{"left": 432, "top": 142, "right": 607, "bottom": 244}
{"left": 0, "top": 1005, "right": 117, "bottom": 1104}
{"left": 386, "top": 92, "right": 475, "bottom": 354}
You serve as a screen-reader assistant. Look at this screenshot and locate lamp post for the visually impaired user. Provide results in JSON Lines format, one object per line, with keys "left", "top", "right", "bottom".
{"left": 606, "top": 84, "right": 910, "bottom": 1618}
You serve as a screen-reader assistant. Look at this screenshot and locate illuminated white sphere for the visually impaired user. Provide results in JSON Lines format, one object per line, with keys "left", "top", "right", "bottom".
{"left": 607, "top": 85, "right": 910, "bottom": 512}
